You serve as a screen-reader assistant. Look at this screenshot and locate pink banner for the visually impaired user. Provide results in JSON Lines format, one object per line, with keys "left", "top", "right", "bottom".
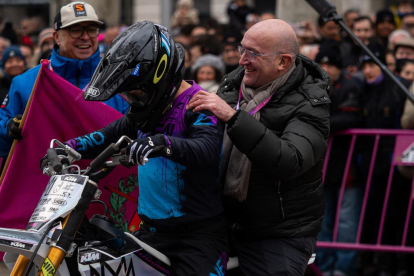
{"left": 0, "top": 63, "right": 139, "bottom": 255}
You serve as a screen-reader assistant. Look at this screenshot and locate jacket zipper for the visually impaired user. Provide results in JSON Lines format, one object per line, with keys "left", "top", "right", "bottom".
{"left": 277, "top": 181, "right": 285, "bottom": 219}
{"left": 76, "top": 67, "right": 81, "bottom": 88}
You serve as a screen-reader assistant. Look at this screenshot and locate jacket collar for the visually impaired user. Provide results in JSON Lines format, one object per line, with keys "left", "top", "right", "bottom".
{"left": 50, "top": 44, "right": 101, "bottom": 88}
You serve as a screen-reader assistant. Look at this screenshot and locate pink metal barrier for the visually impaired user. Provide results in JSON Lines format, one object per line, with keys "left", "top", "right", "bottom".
{"left": 318, "top": 129, "right": 414, "bottom": 253}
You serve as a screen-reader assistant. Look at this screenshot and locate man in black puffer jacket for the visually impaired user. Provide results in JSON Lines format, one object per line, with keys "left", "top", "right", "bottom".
{"left": 188, "top": 19, "right": 330, "bottom": 275}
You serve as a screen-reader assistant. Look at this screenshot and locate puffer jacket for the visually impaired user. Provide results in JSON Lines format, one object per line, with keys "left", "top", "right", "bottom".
{"left": 217, "top": 54, "right": 331, "bottom": 240}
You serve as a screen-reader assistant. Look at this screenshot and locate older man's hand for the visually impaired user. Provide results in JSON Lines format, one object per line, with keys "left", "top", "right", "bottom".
{"left": 187, "top": 91, "right": 236, "bottom": 122}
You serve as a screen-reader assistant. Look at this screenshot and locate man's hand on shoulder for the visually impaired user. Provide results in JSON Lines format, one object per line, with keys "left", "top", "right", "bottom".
{"left": 186, "top": 91, "right": 236, "bottom": 122}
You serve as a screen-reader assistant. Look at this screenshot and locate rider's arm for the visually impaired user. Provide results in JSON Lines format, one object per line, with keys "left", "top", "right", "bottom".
{"left": 166, "top": 109, "right": 224, "bottom": 168}
{"left": 64, "top": 116, "right": 137, "bottom": 159}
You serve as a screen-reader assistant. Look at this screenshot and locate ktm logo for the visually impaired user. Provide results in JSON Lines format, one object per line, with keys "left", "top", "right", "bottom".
{"left": 64, "top": 176, "right": 78, "bottom": 182}
{"left": 10, "top": 242, "right": 25, "bottom": 248}
{"left": 80, "top": 252, "right": 100, "bottom": 263}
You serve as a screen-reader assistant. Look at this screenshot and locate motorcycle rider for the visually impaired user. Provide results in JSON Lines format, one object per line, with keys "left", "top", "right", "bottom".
{"left": 48, "top": 21, "right": 228, "bottom": 276}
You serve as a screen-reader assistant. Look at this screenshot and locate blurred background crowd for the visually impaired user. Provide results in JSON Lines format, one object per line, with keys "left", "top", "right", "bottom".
{"left": 1, "top": 0, "right": 414, "bottom": 276}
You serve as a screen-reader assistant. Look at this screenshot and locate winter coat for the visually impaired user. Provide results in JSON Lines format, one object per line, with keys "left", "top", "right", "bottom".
{"left": 324, "top": 72, "right": 363, "bottom": 188}
{"left": 0, "top": 71, "right": 13, "bottom": 104}
{"left": 401, "top": 84, "right": 414, "bottom": 130}
{"left": 359, "top": 77, "right": 406, "bottom": 175}
{"left": 217, "top": 54, "right": 331, "bottom": 240}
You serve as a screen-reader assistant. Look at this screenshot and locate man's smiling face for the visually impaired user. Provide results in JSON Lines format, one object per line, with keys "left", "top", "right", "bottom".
{"left": 239, "top": 31, "right": 280, "bottom": 89}
{"left": 54, "top": 21, "right": 99, "bottom": 60}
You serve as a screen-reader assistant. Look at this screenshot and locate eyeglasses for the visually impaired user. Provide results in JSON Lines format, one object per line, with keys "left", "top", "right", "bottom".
{"left": 238, "top": 45, "right": 283, "bottom": 62}
{"left": 67, "top": 25, "right": 100, "bottom": 39}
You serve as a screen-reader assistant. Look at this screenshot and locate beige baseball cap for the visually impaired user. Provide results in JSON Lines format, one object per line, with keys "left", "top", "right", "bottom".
{"left": 38, "top": 28, "right": 54, "bottom": 47}
{"left": 54, "top": 2, "right": 103, "bottom": 30}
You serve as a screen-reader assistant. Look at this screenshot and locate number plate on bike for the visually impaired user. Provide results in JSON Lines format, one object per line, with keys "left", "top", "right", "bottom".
{"left": 26, "top": 174, "right": 89, "bottom": 231}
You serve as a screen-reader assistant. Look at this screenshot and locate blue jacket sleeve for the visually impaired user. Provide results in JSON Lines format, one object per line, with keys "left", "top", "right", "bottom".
{"left": 167, "top": 109, "right": 224, "bottom": 169}
{"left": 65, "top": 116, "right": 138, "bottom": 159}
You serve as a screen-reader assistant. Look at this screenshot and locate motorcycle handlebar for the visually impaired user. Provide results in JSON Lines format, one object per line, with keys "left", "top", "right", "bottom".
{"left": 47, "top": 148, "right": 62, "bottom": 172}
{"left": 89, "top": 143, "right": 120, "bottom": 172}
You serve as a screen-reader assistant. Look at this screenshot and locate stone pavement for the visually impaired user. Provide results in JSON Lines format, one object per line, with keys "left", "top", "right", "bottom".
{"left": 0, "top": 261, "right": 9, "bottom": 275}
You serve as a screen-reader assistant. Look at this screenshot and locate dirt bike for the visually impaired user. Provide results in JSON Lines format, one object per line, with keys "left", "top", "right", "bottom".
{"left": 0, "top": 137, "right": 315, "bottom": 276}
{"left": 0, "top": 136, "right": 243, "bottom": 276}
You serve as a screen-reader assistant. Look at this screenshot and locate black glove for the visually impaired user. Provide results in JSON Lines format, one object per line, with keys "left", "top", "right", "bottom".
{"left": 125, "top": 134, "right": 172, "bottom": 166}
{"left": 40, "top": 148, "right": 68, "bottom": 172}
{"left": 7, "top": 114, "right": 23, "bottom": 140}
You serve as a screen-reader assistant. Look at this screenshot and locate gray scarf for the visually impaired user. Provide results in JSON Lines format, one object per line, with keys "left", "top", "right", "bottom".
{"left": 221, "top": 64, "right": 296, "bottom": 201}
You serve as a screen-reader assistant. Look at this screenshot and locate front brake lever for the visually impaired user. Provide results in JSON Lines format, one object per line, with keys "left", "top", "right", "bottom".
{"left": 98, "top": 136, "right": 134, "bottom": 168}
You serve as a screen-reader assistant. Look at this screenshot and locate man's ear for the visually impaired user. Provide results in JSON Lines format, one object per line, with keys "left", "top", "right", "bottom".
{"left": 53, "top": 31, "right": 60, "bottom": 46}
{"left": 277, "top": 55, "right": 293, "bottom": 71}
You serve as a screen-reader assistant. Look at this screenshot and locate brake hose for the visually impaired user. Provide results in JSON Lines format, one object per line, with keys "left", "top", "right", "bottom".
{"left": 23, "top": 223, "right": 53, "bottom": 276}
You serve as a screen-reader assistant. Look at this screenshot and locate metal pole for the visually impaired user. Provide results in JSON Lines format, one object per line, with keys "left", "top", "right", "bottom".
{"left": 305, "top": 0, "right": 414, "bottom": 104}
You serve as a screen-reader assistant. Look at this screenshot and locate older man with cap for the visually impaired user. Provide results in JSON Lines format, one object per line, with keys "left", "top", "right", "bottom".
{"left": 0, "top": 2, "right": 129, "bottom": 160}
{"left": 188, "top": 19, "right": 330, "bottom": 275}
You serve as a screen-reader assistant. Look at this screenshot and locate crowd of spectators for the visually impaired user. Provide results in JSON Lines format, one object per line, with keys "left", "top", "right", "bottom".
{"left": 292, "top": 1, "right": 414, "bottom": 276}
{"left": 1, "top": 0, "right": 414, "bottom": 275}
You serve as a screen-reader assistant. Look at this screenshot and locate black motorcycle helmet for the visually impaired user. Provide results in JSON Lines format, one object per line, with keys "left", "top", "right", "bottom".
{"left": 84, "top": 21, "right": 185, "bottom": 132}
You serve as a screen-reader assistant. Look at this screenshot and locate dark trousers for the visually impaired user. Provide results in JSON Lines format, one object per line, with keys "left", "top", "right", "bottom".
{"left": 228, "top": 236, "right": 316, "bottom": 276}
{"left": 136, "top": 217, "right": 229, "bottom": 276}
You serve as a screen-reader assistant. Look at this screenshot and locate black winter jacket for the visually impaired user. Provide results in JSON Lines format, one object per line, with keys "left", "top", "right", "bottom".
{"left": 217, "top": 55, "right": 331, "bottom": 240}
{"left": 0, "top": 71, "right": 13, "bottom": 103}
{"left": 359, "top": 77, "right": 407, "bottom": 175}
{"left": 324, "top": 72, "right": 363, "bottom": 188}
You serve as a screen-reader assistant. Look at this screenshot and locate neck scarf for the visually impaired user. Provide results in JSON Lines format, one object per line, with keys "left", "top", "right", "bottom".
{"left": 221, "top": 64, "right": 296, "bottom": 201}
{"left": 366, "top": 73, "right": 384, "bottom": 86}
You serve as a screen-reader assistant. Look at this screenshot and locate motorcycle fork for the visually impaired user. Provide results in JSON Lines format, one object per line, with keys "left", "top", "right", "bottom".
{"left": 9, "top": 209, "right": 72, "bottom": 276}
{"left": 9, "top": 255, "right": 30, "bottom": 276}
{"left": 35, "top": 179, "right": 98, "bottom": 276}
